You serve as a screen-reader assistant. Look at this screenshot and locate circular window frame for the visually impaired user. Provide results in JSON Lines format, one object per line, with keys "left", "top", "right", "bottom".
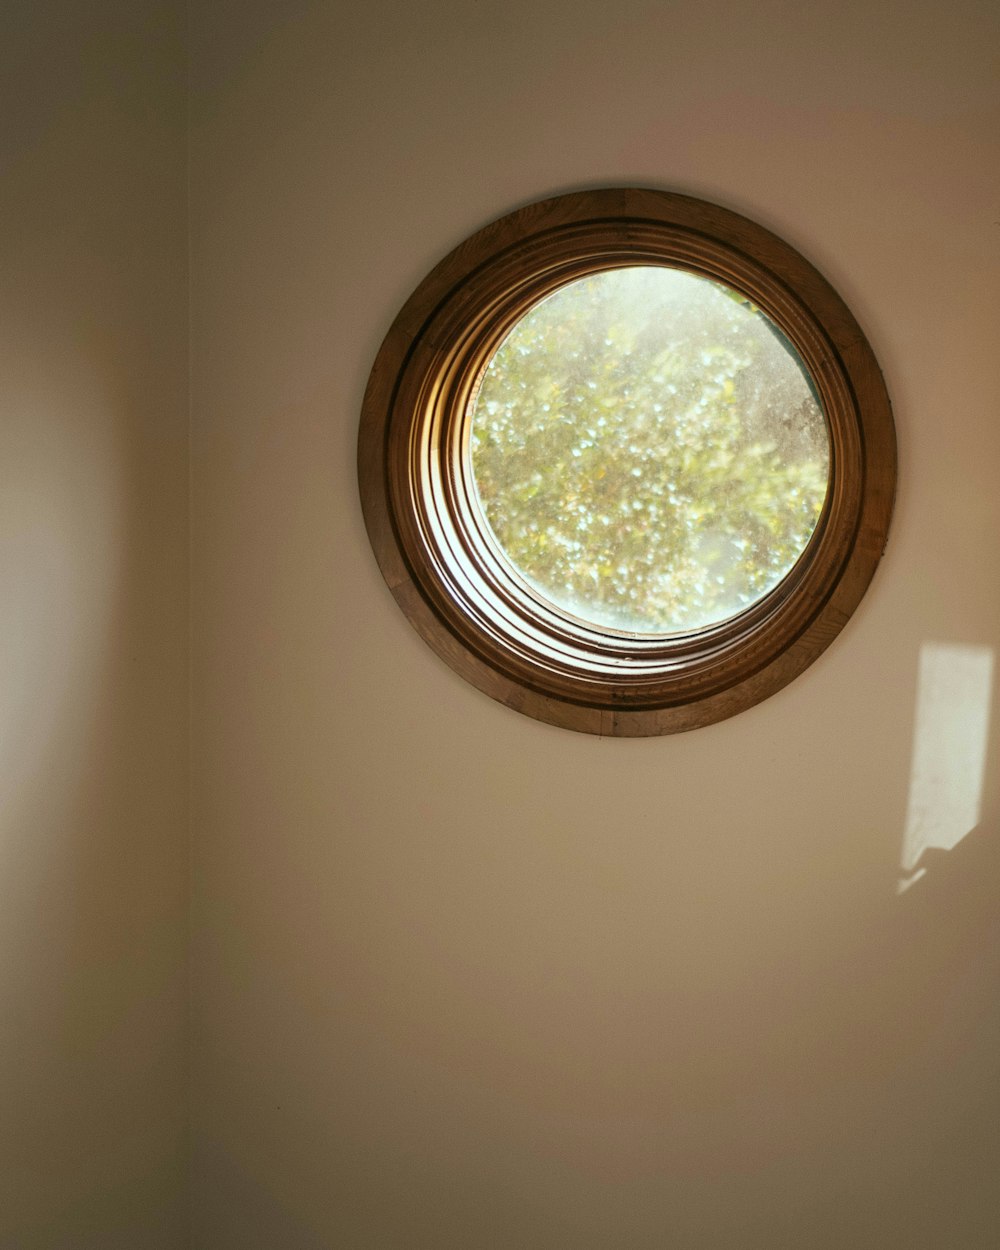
{"left": 358, "top": 188, "right": 896, "bottom": 736}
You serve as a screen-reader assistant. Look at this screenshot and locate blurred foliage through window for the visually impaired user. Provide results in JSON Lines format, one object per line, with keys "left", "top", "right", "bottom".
{"left": 469, "top": 266, "right": 829, "bottom": 634}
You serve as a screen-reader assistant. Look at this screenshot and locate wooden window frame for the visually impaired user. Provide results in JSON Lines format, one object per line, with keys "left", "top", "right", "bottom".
{"left": 358, "top": 189, "right": 896, "bottom": 736}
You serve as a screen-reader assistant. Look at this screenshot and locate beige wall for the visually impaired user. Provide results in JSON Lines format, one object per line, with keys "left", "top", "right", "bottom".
{"left": 0, "top": 3, "right": 188, "bottom": 1246}
{"left": 188, "top": 3, "right": 1000, "bottom": 1246}
{"left": 189, "top": 0, "right": 1000, "bottom": 1245}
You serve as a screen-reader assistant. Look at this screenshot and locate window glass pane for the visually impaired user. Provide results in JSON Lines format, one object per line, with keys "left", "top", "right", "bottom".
{"left": 469, "top": 266, "right": 830, "bottom": 634}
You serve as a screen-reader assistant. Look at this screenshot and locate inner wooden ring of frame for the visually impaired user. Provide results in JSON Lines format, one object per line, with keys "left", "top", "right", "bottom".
{"left": 390, "top": 229, "right": 855, "bottom": 684}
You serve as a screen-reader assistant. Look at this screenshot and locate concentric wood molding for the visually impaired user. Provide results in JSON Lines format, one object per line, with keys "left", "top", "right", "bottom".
{"left": 358, "top": 189, "right": 896, "bottom": 735}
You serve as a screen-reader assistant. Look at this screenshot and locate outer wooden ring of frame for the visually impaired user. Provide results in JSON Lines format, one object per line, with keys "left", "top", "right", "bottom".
{"left": 358, "top": 188, "right": 896, "bottom": 736}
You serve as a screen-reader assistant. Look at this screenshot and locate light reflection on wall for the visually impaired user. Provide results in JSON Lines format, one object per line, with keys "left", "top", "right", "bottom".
{"left": 899, "top": 642, "right": 995, "bottom": 893}
{"left": 0, "top": 367, "right": 125, "bottom": 841}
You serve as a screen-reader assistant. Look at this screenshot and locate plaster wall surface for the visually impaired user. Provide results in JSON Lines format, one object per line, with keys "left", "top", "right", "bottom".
{"left": 206, "top": 0, "right": 1000, "bottom": 1244}
{"left": 0, "top": 2, "right": 189, "bottom": 1246}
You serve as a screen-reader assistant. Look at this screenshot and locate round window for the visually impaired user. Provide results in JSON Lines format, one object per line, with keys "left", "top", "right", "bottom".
{"left": 468, "top": 265, "right": 829, "bottom": 637}
{"left": 358, "top": 189, "right": 895, "bottom": 735}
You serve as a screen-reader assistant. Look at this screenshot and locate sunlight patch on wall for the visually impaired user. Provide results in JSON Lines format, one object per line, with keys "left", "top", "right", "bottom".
{"left": 0, "top": 368, "right": 125, "bottom": 842}
{"left": 899, "top": 642, "right": 994, "bottom": 893}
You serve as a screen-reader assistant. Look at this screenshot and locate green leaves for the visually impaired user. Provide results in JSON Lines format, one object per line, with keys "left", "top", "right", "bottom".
{"left": 470, "top": 267, "right": 829, "bottom": 634}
